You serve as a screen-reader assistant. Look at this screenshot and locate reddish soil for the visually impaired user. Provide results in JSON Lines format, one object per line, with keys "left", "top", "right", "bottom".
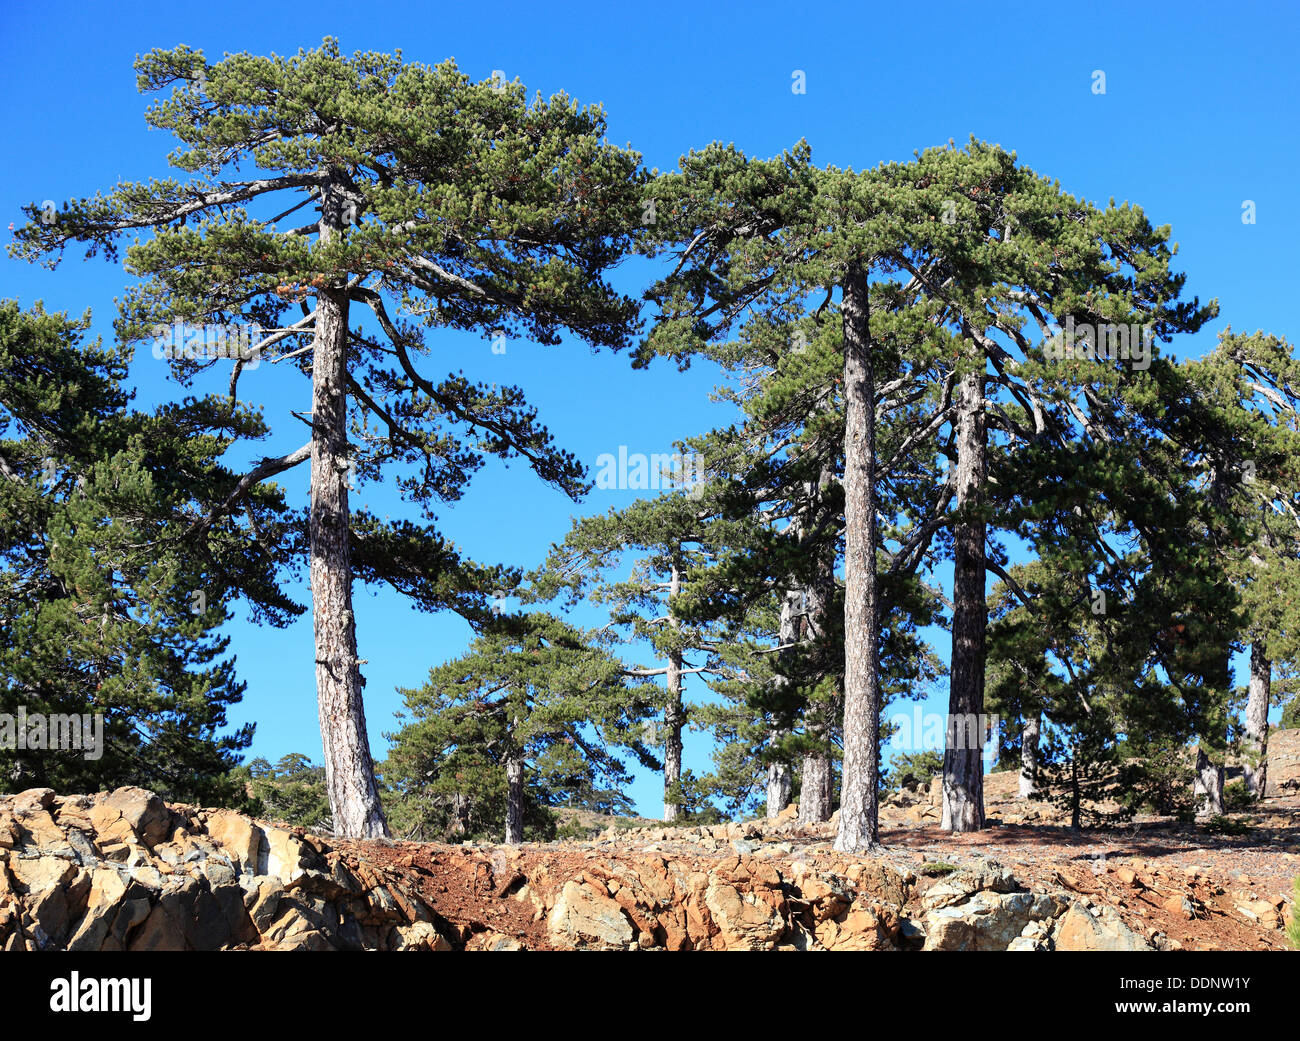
{"left": 337, "top": 791, "right": 1300, "bottom": 952}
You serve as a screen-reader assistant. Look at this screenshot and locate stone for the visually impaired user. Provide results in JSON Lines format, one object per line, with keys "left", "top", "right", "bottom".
{"left": 28, "top": 867, "right": 89, "bottom": 946}
{"left": 246, "top": 877, "right": 285, "bottom": 932}
{"left": 266, "top": 927, "right": 336, "bottom": 951}
{"left": 922, "top": 890, "right": 1056, "bottom": 951}
{"left": 107, "top": 894, "right": 152, "bottom": 950}
{"left": 262, "top": 902, "right": 339, "bottom": 949}
{"left": 128, "top": 899, "right": 187, "bottom": 951}
{"left": 815, "top": 902, "right": 897, "bottom": 951}
{"left": 204, "top": 810, "right": 261, "bottom": 874}
{"left": 1053, "top": 903, "right": 1152, "bottom": 951}
{"left": 11, "top": 788, "right": 56, "bottom": 815}
{"left": 548, "top": 881, "right": 634, "bottom": 948}
{"left": 703, "top": 880, "right": 785, "bottom": 950}
{"left": 8, "top": 853, "right": 76, "bottom": 894}
{"left": 465, "top": 929, "right": 524, "bottom": 951}
{"left": 65, "top": 866, "right": 128, "bottom": 952}
{"left": 0, "top": 812, "right": 18, "bottom": 849}
{"left": 13, "top": 809, "right": 71, "bottom": 855}
{"left": 921, "top": 863, "right": 1019, "bottom": 911}
{"left": 257, "top": 826, "right": 307, "bottom": 884}
{"left": 88, "top": 787, "right": 171, "bottom": 850}
{"left": 392, "top": 921, "right": 453, "bottom": 950}
{"left": 853, "top": 862, "right": 914, "bottom": 907}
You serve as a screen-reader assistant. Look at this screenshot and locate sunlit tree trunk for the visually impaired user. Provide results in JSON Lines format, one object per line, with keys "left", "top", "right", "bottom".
{"left": 834, "top": 261, "right": 883, "bottom": 853}
{"left": 504, "top": 753, "right": 524, "bottom": 844}
{"left": 1243, "top": 640, "right": 1271, "bottom": 799}
{"left": 1018, "top": 713, "right": 1040, "bottom": 799}
{"left": 767, "top": 590, "right": 798, "bottom": 818}
{"left": 942, "top": 360, "right": 987, "bottom": 833}
{"left": 310, "top": 180, "right": 387, "bottom": 839}
{"left": 663, "top": 561, "right": 684, "bottom": 823}
{"left": 1194, "top": 744, "right": 1224, "bottom": 817}
{"left": 766, "top": 758, "right": 792, "bottom": 818}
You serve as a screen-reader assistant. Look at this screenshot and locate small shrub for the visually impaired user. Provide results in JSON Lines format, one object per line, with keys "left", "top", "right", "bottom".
{"left": 1118, "top": 740, "right": 1197, "bottom": 821}
{"left": 1222, "top": 779, "right": 1255, "bottom": 812}
{"left": 885, "top": 750, "right": 944, "bottom": 793}
{"left": 1199, "top": 814, "right": 1253, "bottom": 836}
{"left": 920, "top": 861, "right": 959, "bottom": 876}
{"left": 1288, "top": 877, "right": 1300, "bottom": 951}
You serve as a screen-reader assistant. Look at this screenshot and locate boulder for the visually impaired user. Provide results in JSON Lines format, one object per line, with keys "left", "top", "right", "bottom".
{"left": 8, "top": 853, "right": 76, "bottom": 894}
{"left": 922, "top": 890, "right": 1057, "bottom": 951}
{"left": 703, "top": 879, "right": 785, "bottom": 950}
{"left": 204, "top": 811, "right": 261, "bottom": 875}
{"left": 547, "top": 880, "right": 634, "bottom": 948}
{"left": 65, "top": 866, "right": 127, "bottom": 951}
{"left": 392, "top": 921, "right": 454, "bottom": 950}
{"left": 88, "top": 787, "right": 171, "bottom": 849}
{"left": 257, "top": 826, "right": 307, "bottom": 885}
{"left": 11, "top": 788, "right": 56, "bottom": 815}
{"left": 1053, "top": 903, "right": 1152, "bottom": 951}
{"left": 921, "top": 862, "right": 1020, "bottom": 911}
{"left": 815, "top": 898, "right": 899, "bottom": 951}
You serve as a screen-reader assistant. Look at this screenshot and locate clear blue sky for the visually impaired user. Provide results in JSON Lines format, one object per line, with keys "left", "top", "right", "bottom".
{"left": 1, "top": 0, "right": 1296, "bottom": 815}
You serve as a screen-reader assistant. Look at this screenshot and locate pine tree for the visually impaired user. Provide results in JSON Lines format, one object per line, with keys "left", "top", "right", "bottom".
{"left": 637, "top": 143, "right": 956, "bottom": 851}
{"left": 983, "top": 429, "right": 1242, "bottom": 828}
{"left": 530, "top": 491, "right": 734, "bottom": 822}
{"left": 1185, "top": 331, "right": 1300, "bottom": 799}
{"left": 384, "top": 612, "right": 653, "bottom": 844}
{"left": 235, "top": 754, "right": 331, "bottom": 830}
{"left": 12, "top": 41, "right": 646, "bottom": 836}
{"left": 865, "top": 141, "right": 1218, "bottom": 832}
{"left": 0, "top": 300, "right": 297, "bottom": 802}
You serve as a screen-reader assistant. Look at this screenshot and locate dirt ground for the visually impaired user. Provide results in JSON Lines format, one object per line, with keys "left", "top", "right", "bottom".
{"left": 338, "top": 789, "right": 1300, "bottom": 951}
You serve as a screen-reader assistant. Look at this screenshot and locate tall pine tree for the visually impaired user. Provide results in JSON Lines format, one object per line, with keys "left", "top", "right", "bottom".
{"left": 12, "top": 41, "right": 646, "bottom": 836}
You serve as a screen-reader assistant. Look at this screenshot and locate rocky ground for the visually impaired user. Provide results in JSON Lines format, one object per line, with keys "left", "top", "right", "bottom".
{"left": 2, "top": 732, "right": 1298, "bottom": 952}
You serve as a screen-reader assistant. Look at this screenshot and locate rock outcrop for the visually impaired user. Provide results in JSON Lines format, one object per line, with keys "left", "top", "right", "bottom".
{"left": 0, "top": 787, "right": 452, "bottom": 951}
{"left": 3, "top": 785, "right": 1290, "bottom": 951}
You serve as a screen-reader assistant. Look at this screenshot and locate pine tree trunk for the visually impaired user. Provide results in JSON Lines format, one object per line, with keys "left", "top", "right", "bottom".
{"left": 1069, "top": 751, "right": 1081, "bottom": 830}
{"left": 1194, "top": 744, "right": 1224, "bottom": 817}
{"left": 450, "top": 792, "right": 469, "bottom": 839}
{"left": 663, "top": 560, "right": 685, "bottom": 822}
{"left": 1018, "top": 713, "right": 1040, "bottom": 799}
{"left": 1243, "top": 640, "right": 1271, "bottom": 799}
{"left": 798, "top": 487, "right": 836, "bottom": 825}
{"left": 663, "top": 695, "right": 683, "bottom": 823}
{"left": 942, "top": 363, "right": 987, "bottom": 833}
{"left": 766, "top": 585, "right": 800, "bottom": 819}
{"left": 799, "top": 750, "right": 834, "bottom": 823}
{"left": 309, "top": 192, "right": 387, "bottom": 839}
{"left": 766, "top": 755, "right": 792, "bottom": 818}
{"left": 504, "top": 754, "right": 524, "bottom": 844}
{"left": 834, "top": 261, "right": 883, "bottom": 853}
